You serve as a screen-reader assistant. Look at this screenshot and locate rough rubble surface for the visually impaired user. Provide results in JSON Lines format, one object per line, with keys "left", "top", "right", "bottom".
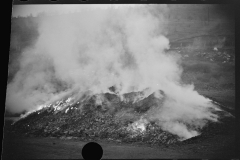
{"left": 10, "top": 90, "right": 229, "bottom": 146}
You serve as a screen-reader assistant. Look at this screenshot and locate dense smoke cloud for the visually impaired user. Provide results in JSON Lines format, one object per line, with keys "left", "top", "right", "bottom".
{"left": 6, "top": 4, "right": 219, "bottom": 139}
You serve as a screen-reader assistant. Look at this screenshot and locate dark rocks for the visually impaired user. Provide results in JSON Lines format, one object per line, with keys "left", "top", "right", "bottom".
{"left": 12, "top": 90, "right": 227, "bottom": 146}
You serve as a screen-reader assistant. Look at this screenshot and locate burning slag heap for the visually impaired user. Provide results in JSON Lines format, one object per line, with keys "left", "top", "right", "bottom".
{"left": 11, "top": 88, "right": 228, "bottom": 145}
{"left": 11, "top": 89, "right": 179, "bottom": 144}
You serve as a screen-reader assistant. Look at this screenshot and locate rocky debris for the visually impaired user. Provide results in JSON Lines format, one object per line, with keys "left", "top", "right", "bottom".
{"left": 10, "top": 90, "right": 180, "bottom": 145}
{"left": 9, "top": 89, "right": 232, "bottom": 146}
{"left": 167, "top": 46, "right": 235, "bottom": 64}
{"left": 179, "top": 49, "right": 234, "bottom": 64}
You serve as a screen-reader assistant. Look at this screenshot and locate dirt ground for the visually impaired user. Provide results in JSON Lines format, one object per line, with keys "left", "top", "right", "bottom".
{"left": 198, "top": 89, "right": 235, "bottom": 110}
{"left": 1, "top": 131, "right": 236, "bottom": 159}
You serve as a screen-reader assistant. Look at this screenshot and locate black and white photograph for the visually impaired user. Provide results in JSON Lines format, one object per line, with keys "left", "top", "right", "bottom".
{"left": 3, "top": 4, "right": 236, "bottom": 159}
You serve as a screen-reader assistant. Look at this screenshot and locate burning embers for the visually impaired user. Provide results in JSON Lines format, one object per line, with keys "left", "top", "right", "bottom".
{"left": 127, "top": 117, "right": 149, "bottom": 133}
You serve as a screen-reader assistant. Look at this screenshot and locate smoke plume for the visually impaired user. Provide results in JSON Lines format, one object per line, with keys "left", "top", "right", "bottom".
{"left": 7, "top": 4, "right": 219, "bottom": 139}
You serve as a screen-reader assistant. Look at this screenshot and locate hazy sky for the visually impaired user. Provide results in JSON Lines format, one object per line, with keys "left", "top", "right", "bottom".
{"left": 12, "top": 4, "right": 137, "bottom": 17}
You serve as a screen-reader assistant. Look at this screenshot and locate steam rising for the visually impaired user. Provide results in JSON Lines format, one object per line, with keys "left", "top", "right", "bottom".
{"left": 7, "top": 5, "right": 219, "bottom": 140}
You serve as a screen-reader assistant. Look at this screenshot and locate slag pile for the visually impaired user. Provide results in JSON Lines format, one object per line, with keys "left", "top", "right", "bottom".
{"left": 11, "top": 89, "right": 180, "bottom": 144}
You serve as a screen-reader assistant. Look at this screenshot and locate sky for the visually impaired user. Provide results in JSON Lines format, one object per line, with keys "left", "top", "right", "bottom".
{"left": 12, "top": 4, "right": 137, "bottom": 17}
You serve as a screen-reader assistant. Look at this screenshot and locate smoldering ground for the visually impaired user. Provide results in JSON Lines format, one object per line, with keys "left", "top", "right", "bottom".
{"left": 6, "top": 4, "right": 221, "bottom": 140}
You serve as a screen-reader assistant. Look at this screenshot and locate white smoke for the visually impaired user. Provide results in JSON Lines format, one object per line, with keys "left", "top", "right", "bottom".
{"left": 6, "top": 4, "right": 219, "bottom": 139}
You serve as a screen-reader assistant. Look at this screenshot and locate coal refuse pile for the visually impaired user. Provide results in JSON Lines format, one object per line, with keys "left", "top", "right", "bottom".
{"left": 10, "top": 90, "right": 180, "bottom": 145}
